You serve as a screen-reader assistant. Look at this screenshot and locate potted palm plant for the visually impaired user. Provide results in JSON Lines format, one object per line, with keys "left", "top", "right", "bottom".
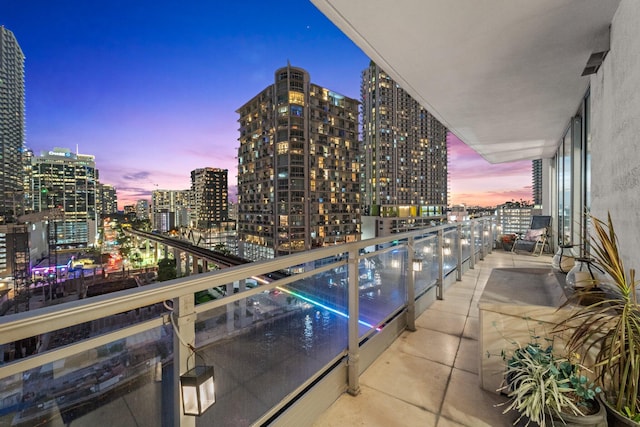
{"left": 557, "top": 213, "right": 640, "bottom": 425}
{"left": 499, "top": 338, "right": 606, "bottom": 426}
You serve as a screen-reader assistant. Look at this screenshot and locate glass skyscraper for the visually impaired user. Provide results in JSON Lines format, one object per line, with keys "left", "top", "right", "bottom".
{"left": 0, "top": 26, "right": 26, "bottom": 221}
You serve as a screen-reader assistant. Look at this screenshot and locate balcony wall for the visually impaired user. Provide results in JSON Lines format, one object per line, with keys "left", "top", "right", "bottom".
{"left": 590, "top": 0, "right": 640, "bottom": 273}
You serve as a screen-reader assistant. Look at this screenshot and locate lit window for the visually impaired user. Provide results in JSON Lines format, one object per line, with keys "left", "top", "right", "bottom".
{"left": 288, "top": 92, "right": 304, "bottom": 105}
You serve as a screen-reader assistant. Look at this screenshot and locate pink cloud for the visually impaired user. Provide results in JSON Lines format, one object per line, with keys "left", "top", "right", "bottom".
{"left": 448, "top": 133, "right": 532, "bottom": 207}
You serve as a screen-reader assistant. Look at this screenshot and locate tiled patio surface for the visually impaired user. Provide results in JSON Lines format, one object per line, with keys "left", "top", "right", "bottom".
{"left": 313, "top": 249, "right": 553, "bottom": 427}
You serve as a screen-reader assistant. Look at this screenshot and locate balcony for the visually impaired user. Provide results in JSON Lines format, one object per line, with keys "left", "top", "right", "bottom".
{"left": 1, "top": 219, "right": 550, "bottom": 426}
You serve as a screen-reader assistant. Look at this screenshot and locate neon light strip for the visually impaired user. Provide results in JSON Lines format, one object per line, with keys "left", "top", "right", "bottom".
{"left": 275, "top": 286, "right": 378, "bottom": 330}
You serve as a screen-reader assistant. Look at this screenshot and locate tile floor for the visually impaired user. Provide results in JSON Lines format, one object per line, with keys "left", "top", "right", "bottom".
{"left": 312, "top": 249, "right": 554, "bottom": 427}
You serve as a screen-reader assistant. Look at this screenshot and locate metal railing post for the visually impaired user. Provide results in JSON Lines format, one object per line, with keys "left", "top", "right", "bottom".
{"left": 456, "top": 224, "right": 463, "bottom": 281}
{"left": 407, "top": 237, "right": 416, "bottom": 331}
{"left": 437, "top": 229, "right": 444, "bottom": 300}
{"left": 347, "top": 249, "right": 361, "bottom": 396}
{"left": 487, "top": 220, "right": 493, "bottom": 254}
{"left": 173, "top": 294, "right": 196, "bottom": 427}
{"left": 479, "top": 222, "right": 486, "bottom": 261}
{"left": 469, "top": 220, "right": 476, "bottom": 269}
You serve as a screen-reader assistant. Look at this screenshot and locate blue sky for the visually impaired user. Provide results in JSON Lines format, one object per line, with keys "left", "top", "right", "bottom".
{"left": 2, "top": 0, "right": 531, "bottom": 208}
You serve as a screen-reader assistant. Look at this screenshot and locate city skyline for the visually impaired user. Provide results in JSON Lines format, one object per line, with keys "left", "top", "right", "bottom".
{"left": 2, "top": 1, "right": 532, "bottom": 209}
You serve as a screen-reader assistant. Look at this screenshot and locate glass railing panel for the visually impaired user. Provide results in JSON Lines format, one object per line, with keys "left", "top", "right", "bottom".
{"left": 359, "top": 247, "right": 406, "bottom": 334}
{"left": 443, "top": 230, "right": 458, "bottom": 276}
{"left": 461, "top": 224, "right": 471, "bottom": 262}
{"left": 474, "top": 222, "right": 483, "bottom": 255}
{"left": 0, "top": 326, "right": 169, "bottom": 426}
{"left": 195, "top": 272, "right": 348, "bottom": 427}
{"left": 413, "top": 236, "right": 438, "bottom": 295}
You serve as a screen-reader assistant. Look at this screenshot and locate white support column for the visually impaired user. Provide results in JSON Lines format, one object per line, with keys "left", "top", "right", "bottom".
{"left": 173, "top": 294, "right": 196, "bottom": 427}
{"left": 479, "top": 222, "right": 486, "bottom": 261}
{"left": 192, "top": 257, "right": 200, "bottom": 275}
{"left": 437, "top": 229, "right": 444, "bottom": 300}
{"left": 456, "top": 224, "right": 463, "bottom": 281}
{"left": 469, "top": 221, "right": 476, "bottom": 269}
{"left": 485, "top": 219, "right": 496, "bottom": 253}
{"left": 174, "top": 249, "right": 182, "bottom": 277}
{"left": 347, "top": 249, "right": 361, "bottom": 396}
{"left": 407, "top": 238, "right": 416, "bottom": 331}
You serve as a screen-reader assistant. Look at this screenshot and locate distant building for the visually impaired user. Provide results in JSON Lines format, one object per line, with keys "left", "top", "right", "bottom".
{"left": 532, "top": 159, "right": 543, "bottom": 206}
{"left": 447, "top": 205, "right": 469, "bottom": 223}
{"left": 22, "top": 149, "right": 34, "bottom": 215}
{"left": 31, "top": 148, "right": 98, "bottom": 248}
{"left": 496, "top": 201, "right": 538, "bottom": 235}
{"left": 228, "top": 201, "right": 238, "bottom": 221}
{"left": 135, "top": 199, "right": 150, "bottom": 221}
{"left": 123, "top": 205, "right": 135, "bottom": 219}
{"left": 97, "top": 183, "right": 117, "bottom": 217}
{"left": 0, "top": 223, "right": 28, "bottom": 290}
{"left": 360, "top": 62, "right": 448, "bottom": 237}
{"left": 0, "top": 27, "right": 26, "bottom": 221}
{"left": 152, "top": 190, "right": 190, "bottom": 232}
{"left": 190, "top": 168, "right": 228, "bottom": 229}
{"left": 237, "top": 65, "right": 360, "bottom": 260}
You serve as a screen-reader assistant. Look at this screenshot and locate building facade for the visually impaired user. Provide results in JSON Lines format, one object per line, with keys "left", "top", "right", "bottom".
{"left": 190, "top": 168, "right": 228, "bottom": 229}
{"left": 97, "top": 183, "right": 117, "bottom": 217}
{"left": 360, "top": 62, "right": 448, "bottom": 236}
{"left": 0, "top": 27, "right": 26, "bottom": 222}
{"left": 31, "top": 148, "right": 98, "bottom": 247}
{"left": 151, "top": 189, "right": 190, "bottom": 232}
{"left": 532, "top": 159, "right": 543, "bottom": 207}
{"left": 495, "top": 201, "right": 538, "bottom": 235}
{"left": 135, "top": 199, "right": 150, "bottom": 221}
{"left": 237, "top": 65, "right": 360, "bottom": 260}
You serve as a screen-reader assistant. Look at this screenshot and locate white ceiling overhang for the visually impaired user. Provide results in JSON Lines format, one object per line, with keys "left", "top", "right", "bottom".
{"left": 311, "top": 0, "right": 620, "bottom": 163}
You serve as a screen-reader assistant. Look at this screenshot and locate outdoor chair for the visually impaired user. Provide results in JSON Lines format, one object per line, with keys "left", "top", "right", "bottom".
{"left": 511, "top": 215, "right": 552, "bottom": 256}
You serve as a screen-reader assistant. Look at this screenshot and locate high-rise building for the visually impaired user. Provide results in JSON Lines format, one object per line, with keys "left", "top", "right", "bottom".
{"left": 97, "top": 183, "right": 118, "bottom": 217}
{"left": 237, "top": 65, "right": 360, "bottom": 260}
{"left": 151, "top": 189, "right": 190, "bottom": 232}
{"left": 0, "top": 27, "right": 26, "bottom": 222}
{"left": 135, "top": 199, "right": 150, "bottom": 221}
{"left": 22, "top": 148, "right": 34, "bottom": 215}
{"left": 496, "top": 201, "right": 537, "bottom": 235}
{"left": 532, "top": 159, "right": 543, "bottom": 206}
{"left": 31, "top": 148, "right": 98, "bottom": 247}
{"left": 360, "top": 62, "right": 448, "bottom": 237}
{"left": 190, "top": 168, "right": 228, "bottom": 229}
{"left": 123, "top": 205, "right": 136, "bottom": 219}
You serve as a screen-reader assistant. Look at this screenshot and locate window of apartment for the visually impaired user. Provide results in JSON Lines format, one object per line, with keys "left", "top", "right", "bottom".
{"left": 554, "top": 91, "right": 591, "bottom": 251}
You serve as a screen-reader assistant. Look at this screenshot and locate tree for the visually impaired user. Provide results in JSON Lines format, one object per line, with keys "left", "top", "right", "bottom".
{"left": 157, "top": 258, "right": 177, "bottom": 282}
{"left": 213, "top": 243, "right": 231, "bottom": 255}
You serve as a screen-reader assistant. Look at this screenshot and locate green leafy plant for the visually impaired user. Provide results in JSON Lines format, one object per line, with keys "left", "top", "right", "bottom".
{"left": 557, "top": 213, "right": 640, "bottom": 420}
{"left": 499, "top": 339, "right": 600, "bottom": 426}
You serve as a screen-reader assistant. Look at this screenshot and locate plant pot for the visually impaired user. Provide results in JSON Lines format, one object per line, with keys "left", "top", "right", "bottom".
{"left": 550, "top": 398, "right": 608, "bottom": 426}
{"left": 502, "top": 242, "right": 514, "bottom": 251}
{"left": 601, "top": 396, "right": 640, "bottom": 427}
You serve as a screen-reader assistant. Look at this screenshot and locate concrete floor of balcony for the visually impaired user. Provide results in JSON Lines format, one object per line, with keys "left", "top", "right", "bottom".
{"left": 312, "top": 249, "right": 554, "bottom": 427}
